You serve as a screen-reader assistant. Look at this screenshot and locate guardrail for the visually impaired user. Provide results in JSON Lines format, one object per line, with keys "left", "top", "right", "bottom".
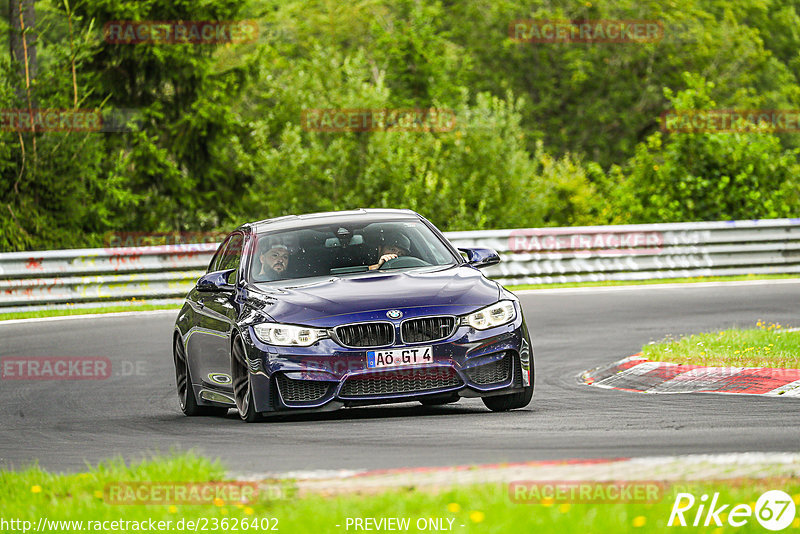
{"left": 446, "top": 218, "right": 800, "bottom": 285}
{"left": 0, "top": 244, "right": 215, "bottom": 311}
{"left": 1, "top": 218, "right": 799, "bottom": 311}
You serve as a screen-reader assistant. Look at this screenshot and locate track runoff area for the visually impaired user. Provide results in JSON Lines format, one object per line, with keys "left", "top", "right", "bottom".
{"left": 1, "top": 278, "right": 799, "bottom": 532}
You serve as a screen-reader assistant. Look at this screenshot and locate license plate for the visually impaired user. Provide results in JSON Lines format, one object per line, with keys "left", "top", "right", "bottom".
{"left": 367, "top": 346, "right": 433, "bottom": 369}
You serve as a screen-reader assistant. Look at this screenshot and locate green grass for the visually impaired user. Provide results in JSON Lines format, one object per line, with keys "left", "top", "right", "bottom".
{"left": 642, "top": 322, "right": 800, "bottom": 368}
{"left": 506, "top": 273, "right": 799, "bottom": 291}
{"left": 0, "top": 303, "right": 181, "bottom": 321}
{"left": 2, "top": 453, "right": 800, "bottom": 533}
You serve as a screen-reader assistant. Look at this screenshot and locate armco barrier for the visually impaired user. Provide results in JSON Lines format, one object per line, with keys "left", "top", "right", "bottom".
{"left": 1, "top": 218, "right": 799, "bottom": 311}
{"left": 446, "top": 218, "right": 800, "bottom": 285}
{"left": 0, "top": 244, "right": 215, "bottom": 309}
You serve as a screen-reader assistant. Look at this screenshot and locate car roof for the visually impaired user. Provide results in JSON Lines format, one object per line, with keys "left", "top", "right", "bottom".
{"left": 244, "top": 208, "right": 422, "bottom": 234}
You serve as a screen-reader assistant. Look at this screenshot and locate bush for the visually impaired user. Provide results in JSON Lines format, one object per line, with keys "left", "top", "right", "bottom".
{"left": 611, "top": 74, "right": 800, "bottom": 223}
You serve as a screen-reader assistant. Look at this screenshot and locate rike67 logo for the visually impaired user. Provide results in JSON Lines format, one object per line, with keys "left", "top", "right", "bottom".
{"left": 669, "top": 490, "right": 796, "bottom": 531}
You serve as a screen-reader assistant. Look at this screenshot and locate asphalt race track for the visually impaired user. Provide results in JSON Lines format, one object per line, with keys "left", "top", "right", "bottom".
{"left": 1, "top": 281, "right": 799, "bottom": 474}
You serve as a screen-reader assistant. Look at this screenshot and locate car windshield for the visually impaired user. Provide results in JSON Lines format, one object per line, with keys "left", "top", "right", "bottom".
{"left": 249, "top": 219, "right": 458, "bottom": 283}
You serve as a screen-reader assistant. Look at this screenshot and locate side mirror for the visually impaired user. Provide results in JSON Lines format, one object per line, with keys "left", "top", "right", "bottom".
{"left": 458, "top": 247, "right": 500, "bottom": 268}
{"left": 197, "top": 269, "right": 236, "bottom": 292}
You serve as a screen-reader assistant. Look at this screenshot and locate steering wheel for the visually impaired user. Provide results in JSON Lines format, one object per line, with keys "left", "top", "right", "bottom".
{"left": 379, "top": 256, "right": 430, "bottom": 269}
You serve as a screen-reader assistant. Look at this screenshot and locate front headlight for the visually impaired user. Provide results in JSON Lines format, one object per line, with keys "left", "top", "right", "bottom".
{"left": 461, "top": 300, "right": 516, "bottom": 330}
{"left": 252, "top": 323, "right": 328, "bottom": 346}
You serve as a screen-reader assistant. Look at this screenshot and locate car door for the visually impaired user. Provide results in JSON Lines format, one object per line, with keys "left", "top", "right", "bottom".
{"left": 188, "top": 232, "right": 244, "bottom": 389}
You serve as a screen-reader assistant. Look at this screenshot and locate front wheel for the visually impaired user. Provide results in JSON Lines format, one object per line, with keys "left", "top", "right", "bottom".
{"left": 482, "top": 385, "right": 533, "bottom": 412}
{"left": 231, "top": 335, "right": 263, "bottom": 423}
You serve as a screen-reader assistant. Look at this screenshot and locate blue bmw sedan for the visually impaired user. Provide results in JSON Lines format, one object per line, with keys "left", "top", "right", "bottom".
{"left": 173, "top": 209, "right": 534, "bottom": 422}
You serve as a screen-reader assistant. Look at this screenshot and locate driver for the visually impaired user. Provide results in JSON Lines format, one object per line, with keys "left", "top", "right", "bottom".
{"left": 258, "top": 243, "right": 290, "bottom": 280}
{"left": 369, "top": 234, "right": 411, "bottom": 270}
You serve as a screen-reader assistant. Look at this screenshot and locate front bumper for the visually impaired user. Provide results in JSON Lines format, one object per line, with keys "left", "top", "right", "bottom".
{"left": 240, "top": 311, "right": 534, "bottom": 414}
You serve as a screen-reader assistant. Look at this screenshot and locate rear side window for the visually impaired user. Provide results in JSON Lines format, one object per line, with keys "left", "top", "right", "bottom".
{"left": 219, "top": 234, "right": 244, "bottom": 271}
{"left": 208, "top": 235, "right": 234, "bottom": 273}
{"left": 218, "top": 233, "right": 244, "bottom": 284}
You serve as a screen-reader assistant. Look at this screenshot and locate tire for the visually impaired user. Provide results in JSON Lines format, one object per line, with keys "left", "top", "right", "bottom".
{"left": 174, "top": 335, "right": 228, "bottom": 417}
{"left": 231, "top": 335, "right": 263, "bottom": 423}
{"left": 481, "top": 385, "right": 534, "bottom": 412}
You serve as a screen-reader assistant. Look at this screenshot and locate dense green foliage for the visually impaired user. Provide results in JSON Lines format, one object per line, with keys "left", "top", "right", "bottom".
{"left": 1, "top": 0, "right": 799, "bottom": 251}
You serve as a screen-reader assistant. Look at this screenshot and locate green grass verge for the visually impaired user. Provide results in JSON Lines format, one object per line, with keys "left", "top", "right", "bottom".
{"left": 2, "top": 453, "right": 800, "bottom": 533}
{"left": 506, "top": 273, "right": 799, "bottom": 291}
{"left": 0, "top": 304, "right": 181, "bottom": 321}
{"left": 642, "top": 322, "right": 800, "bottom": 368}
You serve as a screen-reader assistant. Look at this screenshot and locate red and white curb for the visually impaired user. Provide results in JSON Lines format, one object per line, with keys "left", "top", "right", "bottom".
{"left": 581, "top": 355, "right": 800, "bottom": 397}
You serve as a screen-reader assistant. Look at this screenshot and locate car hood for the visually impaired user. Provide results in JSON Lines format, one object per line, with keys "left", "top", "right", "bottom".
{"left": 247, "top": 265, "right": 501, "bottom": 326}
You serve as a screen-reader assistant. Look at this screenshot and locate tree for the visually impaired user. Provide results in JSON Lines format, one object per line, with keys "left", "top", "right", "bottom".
{"left": 8, "top": 0, "right": 37, "bottom": 83}
{"left": 610, "top": 74, "right": 800, "bottom": 223}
